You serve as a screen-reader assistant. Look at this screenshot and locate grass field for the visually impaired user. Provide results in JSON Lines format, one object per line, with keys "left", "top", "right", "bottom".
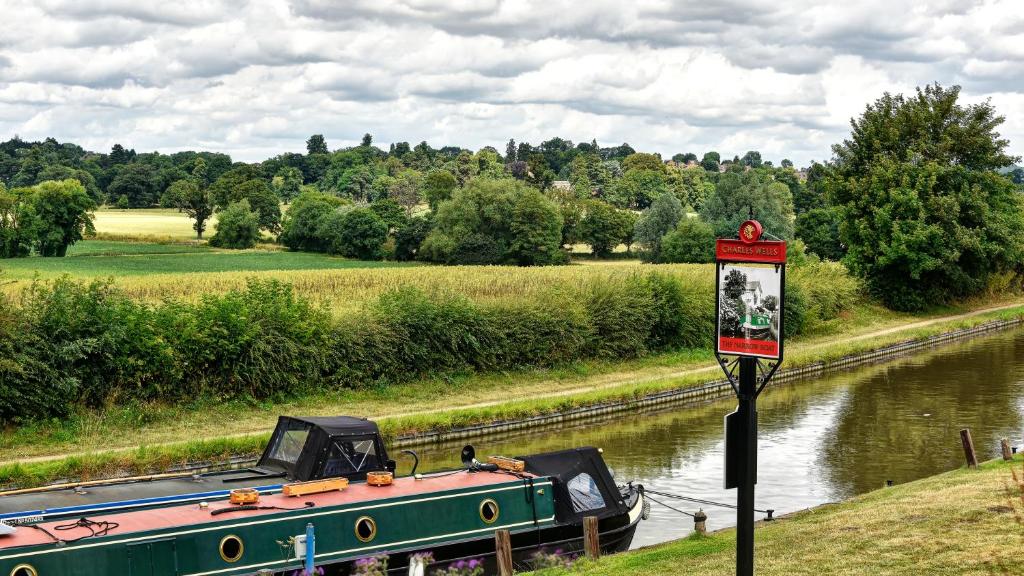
{"left": 532, "top": 455, "right": 1024, "bottom": 575}
{"left": 92, "top": 208, "right": 212, "bottom": 240}
{"left": 0, "top": 241, "right": 416, "bottom": 281}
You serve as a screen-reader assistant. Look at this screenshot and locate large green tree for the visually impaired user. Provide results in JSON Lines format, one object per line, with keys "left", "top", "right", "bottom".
{"left": 831, "top": 83, "right": 1023, "bottom": 311}
{"left": 700, "top": 170, "right": 795, "bottom": 239}
{"left": 27, "top": 179, "right": 96, "bottom": 256}
{"left": 578, "top": 200, "right": 633, "bottom": 258}
{"left": 421, "top": 178, "right": 564, "bottom": 265}
{"left": 633, "top": 193, "right": 683, "bottom": 261}
{"left": 165, "top": 179, "right": 214, "bottom": 239}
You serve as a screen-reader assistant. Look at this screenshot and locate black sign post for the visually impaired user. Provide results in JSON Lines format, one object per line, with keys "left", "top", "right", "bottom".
{"left": 714, "top": 220, "right": 786, "bottom": 576}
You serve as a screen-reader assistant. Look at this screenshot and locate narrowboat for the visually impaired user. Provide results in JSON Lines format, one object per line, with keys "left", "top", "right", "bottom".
{"left": 0, "top": 416, "right": 646, "bottom": 575}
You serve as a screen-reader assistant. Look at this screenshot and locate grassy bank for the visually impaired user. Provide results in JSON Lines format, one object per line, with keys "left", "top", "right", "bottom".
{"left": 1, "top": 296, "right": 1021, "bottom": 488}
{"left": 534, "top": 455, "right": 1024, "bottom": 575}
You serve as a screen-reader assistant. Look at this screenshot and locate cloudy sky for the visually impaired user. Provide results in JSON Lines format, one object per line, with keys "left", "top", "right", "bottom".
{"left": 0, "top": 0, "right": 1021, "bottom": 166}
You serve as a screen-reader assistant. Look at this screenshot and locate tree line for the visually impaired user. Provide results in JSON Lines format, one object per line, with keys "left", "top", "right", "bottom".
{"left": 1, "top": 83, "right": 1022, "bottom": 311}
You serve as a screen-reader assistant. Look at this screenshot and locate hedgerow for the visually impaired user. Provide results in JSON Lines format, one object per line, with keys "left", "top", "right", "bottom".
{"left": 0, "top": 264, "right": 853, "bottom": 423}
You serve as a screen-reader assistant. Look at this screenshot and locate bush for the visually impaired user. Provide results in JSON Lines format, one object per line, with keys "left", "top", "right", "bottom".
{"left": 160, "top": 280, "right": 334, "bottom": 399}
{"left": 0, "top": 296, "right": 76, "bottom": 423}
{"left": 660, "top": 217, "right": 716, "bottom": 263}
{"left": 209, "top": 199, "right": 261, "bottom": 249}
{"left": 421, "top": 178, "right": 564, "bottom": 266}
{"left": 335, "top": 208, "right": 388, "bottom": 260}
{"left": 279, "top": 191, "right": 345, "bottom": 252}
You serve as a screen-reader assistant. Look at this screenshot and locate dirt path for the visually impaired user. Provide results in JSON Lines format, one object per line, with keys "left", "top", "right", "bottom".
{"left": 5, "top": 300, "right": 1023, "bottom": 467}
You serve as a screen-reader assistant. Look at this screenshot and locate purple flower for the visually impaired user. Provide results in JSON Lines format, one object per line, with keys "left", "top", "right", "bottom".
{"left": 468, "top": 559, "right": 480, "bottom": 569}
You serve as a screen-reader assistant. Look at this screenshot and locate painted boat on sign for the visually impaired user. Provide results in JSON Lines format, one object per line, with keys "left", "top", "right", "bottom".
{"left": 0, "top": 416, "right": 645, "bottom": 575}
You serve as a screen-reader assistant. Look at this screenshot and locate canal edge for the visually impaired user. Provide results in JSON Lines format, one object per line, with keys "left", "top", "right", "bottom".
{"left": 389, "top": 316, "right": 1024, "bottom": 447}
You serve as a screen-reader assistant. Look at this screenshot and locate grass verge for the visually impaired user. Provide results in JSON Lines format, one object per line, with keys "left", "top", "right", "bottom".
{"left": 532, "top": 455, "right": 1024, "bottom": 575}
{"left": 1, "top": 297, "right": 1022, "bottom": 488}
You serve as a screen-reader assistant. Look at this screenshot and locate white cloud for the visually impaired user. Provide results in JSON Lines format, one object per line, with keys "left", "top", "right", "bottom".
{"left": 0, "top": 0, "right": 1020, "bottom": 166}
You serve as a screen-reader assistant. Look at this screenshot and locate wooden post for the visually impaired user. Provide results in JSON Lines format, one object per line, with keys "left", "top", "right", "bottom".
{"left": 693, "top": 509, "right": 707, "bottom": 535}
{"left": 1002, "top": 438, "right": 1013, "bottom": 461}
{"left": 960, "top": 428, "right": 978, "bottom": 469}
{"left": 583, "top": 515, "right": 600, "bottom": 560}
{"left": 494, "top": 529, "right": 513, "bottom": 576}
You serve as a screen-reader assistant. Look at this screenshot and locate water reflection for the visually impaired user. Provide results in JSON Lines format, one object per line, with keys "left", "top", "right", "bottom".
{"left": 401, "top": 328, "right": 1024, "bottom": 547}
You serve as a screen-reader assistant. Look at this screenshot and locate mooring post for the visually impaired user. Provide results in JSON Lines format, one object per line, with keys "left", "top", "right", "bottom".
{"left": 1002, "top": 438, "right": 1013, "bottom": 461}
{"left": 736, "top": 356, "right": 758, "bottom": 576}
{"left": 494, "top": 529, "right": 513, "bottom": 576}
{"left": 304, "top": 523, "right": 315, "bottom": 576}
{"left": 583, "top": 515, "right": 601, "bottom": 560}
{"left": 694, "top": 509, "right": 708, "bottom": 535}
{"left": 960, "top": 428, "right": 978, "bottom": 469}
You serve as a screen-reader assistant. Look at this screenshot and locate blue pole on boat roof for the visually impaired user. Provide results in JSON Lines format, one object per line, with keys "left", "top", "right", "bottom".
{"left": 305, "top": 522, "right": 316, "bottom": 575}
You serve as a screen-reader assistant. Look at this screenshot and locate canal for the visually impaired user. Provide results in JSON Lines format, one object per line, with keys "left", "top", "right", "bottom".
{"left": 402, "top": 326, "right": 1024, "bottom": 548}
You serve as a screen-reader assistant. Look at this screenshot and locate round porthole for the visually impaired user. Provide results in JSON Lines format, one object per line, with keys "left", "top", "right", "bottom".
{"left": 479, "top": 499, "right": 500, "bottom": 524}
{"left": 219, "top": 534, "right": 244, "bottom": 563}
{"left": 355, "top": 516, "right": 377, "bottom": 543}
{"left": 10, "top": 565, "right": 37, "bottom": 576}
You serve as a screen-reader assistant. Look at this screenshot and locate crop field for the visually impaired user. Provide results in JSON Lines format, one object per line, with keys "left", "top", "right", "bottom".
{"left": 92, "top": 208, "right": 214, "bottom": 240}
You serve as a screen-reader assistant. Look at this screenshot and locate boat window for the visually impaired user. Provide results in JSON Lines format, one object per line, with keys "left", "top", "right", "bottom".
{"left": 266, "top": 420, "right": 312, "bottom": 465}
{"left": 479, "top": 499, "right": 500, "bottom": 524}
{"left": 219, "top": 535, "right": 244, "bottom": 563}
{"left": 567, "top": 473, "right": 606, "bottom": 513}
{"left": 324, "top": 436, "right": 382, "bottom": 477}
{"left": 355, "top": 516, "right": 377, "bottom": 542}
{"left": 10, "top": 565, "right": 37, "bottom": 576}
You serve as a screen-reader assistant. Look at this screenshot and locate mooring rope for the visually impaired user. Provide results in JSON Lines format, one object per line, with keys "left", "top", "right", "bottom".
{"left": 645, "top": 489, "right": 774, "bottom": 519}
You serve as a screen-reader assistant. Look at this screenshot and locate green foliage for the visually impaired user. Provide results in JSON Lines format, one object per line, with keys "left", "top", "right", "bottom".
{"left": 106, "top": 163, "right": 158, "bottom": 208}
{"left": 393, "top": 215, "right": 433, "bottom": 261}
{"left": 622, "top": 153, "right": 665, "bottom": 173}
{"left": 279, "top": 191, "right": 345, "bottom": 252}
{"left": 0, "top": 294, "right": 75, "bottom": 422}
{"left": 321, "top": 207, "right": 388, "bottom": 260}
{"left": 660, "top": 217, "right": 716, "bottom": 263}
{"left": 796, "top": 207, "right": 844, "bottom": 261}
{"left": 700, "top": 170, "right": 795, "bottom": 239}
{"left": 209, "top": 199, "right": 260, "bottom": 249}
{"left": 701, "top": 151, "right": 720, "bottom": 172}
{"left": 423, "top": 169, "right": 457, "bottom": 210}
{"left": 164, "top": 179, "right": 214, "bottom": 239}
{"left": 28, "top": 179, "right": 97, "bottom": 257}
{"left": 578, "top": 200, "right": 633, "bottom": 257}
{"left": 634, "top": 193, "right": 683, "bottom": 261}
{"left": 509, "top": 188, "right": 566, "bottom": 265}
{"left": 0, "top": 183, "right": 35, "bottom": 258}
{"left": 306, "top": 134, "right": 329, "bottom": 155}
{"left": 369, "top": 198, "right": 408, "bottom": 231}
{"left": 422, "top": 178, "right": 564, "bottom": 266}
{"left": 831, "top": 84, "right": 1024, "bottom": 311}
{"left": 608, "top": 169, "right": 668, "bottom": 209}
{"left": 272, "top": 167, "right": 303, "bottom": 204}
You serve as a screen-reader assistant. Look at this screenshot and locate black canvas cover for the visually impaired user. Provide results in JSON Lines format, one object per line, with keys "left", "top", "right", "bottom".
{"left": 258, "top": 416, "right": 389, "bottom": 481}
{"left": 516, "top": 447, "right": 627, "bottom": 522}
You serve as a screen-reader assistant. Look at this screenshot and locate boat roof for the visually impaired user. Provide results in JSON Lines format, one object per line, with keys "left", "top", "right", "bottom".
{"left": 283, "top": 416, "right": 379, "bottom": 437}
{"left": 0, "top": 470, "right": 538, "bottom": 551}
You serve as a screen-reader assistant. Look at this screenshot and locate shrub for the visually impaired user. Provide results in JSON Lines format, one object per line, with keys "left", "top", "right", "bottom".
{"left": 159, "top": 280, "right": 334, "bottom": 399}
{"left": 660, "top": 217, "right": 716, "bottom": 263}
{"left": 393, "top": 215, "right": 433, "bottom": 261}
{"left": 209, "top": 199, "right": 261, "bottom": 249}
{"left": 422, "top": 178, "right": 564, "bottom": 266}
{"left": 279, "top": 191, "right": 345, "bottom": 252}
{"left": 335, "top": 208, "right": 388, "bottom": 260}
{"left": 0, "top": 296, "right": 76, "bottom": 423}
{"left": 783, "top": 281, "right": 807, "bottom": 338}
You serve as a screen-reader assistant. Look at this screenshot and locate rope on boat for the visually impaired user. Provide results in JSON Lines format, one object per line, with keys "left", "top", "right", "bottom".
{"left": 645, "top": 489, "right": 774, "bottom": 520}
{"left": 29, "top": 517, "right": 121, "bottom": 545}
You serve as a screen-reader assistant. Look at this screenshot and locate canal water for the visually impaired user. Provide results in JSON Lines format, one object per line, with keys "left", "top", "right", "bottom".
{"left": 401, "top": 326, "right": 1024, "bottom": 548}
